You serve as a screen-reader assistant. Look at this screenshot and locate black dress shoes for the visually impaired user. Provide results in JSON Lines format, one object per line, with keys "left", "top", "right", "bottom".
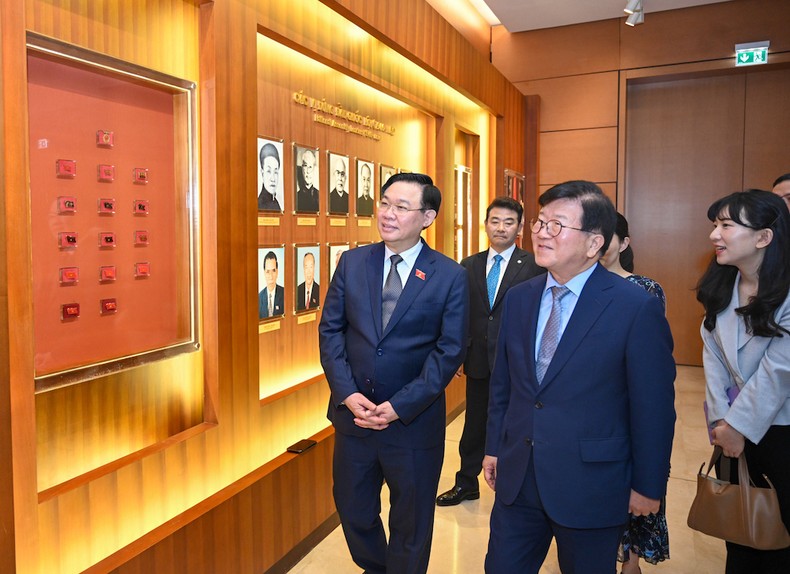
{"left": 436, "top": 485, "right": 480, "bottom": 506}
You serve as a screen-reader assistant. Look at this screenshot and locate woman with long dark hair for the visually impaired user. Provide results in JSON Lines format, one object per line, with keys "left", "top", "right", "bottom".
{"left": 697, "top": 189, "right": 790, "bottom": 573}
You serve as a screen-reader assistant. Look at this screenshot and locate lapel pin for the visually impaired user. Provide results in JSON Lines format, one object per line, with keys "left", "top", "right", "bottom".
{"left": 415, "top": 269, "right": 426, "bottom": 280}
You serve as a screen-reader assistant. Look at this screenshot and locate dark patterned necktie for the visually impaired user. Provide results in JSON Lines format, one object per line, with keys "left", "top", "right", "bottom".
{"left": 536, "top": 286, "right": 571, "bottom": 384}
{"left": 382, "top": 254, "right": 403, "bottom": 329}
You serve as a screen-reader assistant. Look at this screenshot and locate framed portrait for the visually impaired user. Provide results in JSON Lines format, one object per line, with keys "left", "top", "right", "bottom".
{"left": 294, "top": 244, "right": 321, "bottom": 312}
{"left": 356, "top": 159, "right": 375, "bottom": 217}
{"left": 379, "top": 164, "right": 395, "bottom": 193}
{"left": 257, "top": 137, "right": 284, "bottom": 213}
{"left": 257, "top": 245, "right": 286, "bottom": 321}
{"left": 504, "top": 169, "right": 526, "bottom": 206}
{"left": 328, "top": 243, "right": 349, "bottom": 283}
{"left": 327, "top": 151, "right": 350, "bottom": 215}
{"left": 293, "top": 143, "right": 320, "bottom": 214}
{"left": 356, "top": 241, "right": 372, "bottom": 248}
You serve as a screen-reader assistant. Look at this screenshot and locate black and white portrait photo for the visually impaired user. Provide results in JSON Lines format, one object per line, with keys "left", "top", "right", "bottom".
{"left": 356, "top": 159, "right": 375, "bottom": 217}
{"left": 328, "top": 152, "right": 350, "bottom": 215}
{"left": 294, "top": 144, "right": 320, "bottom": 213}
{"left": 257, "top": 137, "right": 284, "bottom": 212}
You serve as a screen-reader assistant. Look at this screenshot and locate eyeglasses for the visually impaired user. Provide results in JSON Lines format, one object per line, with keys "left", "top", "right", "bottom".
{"left": 377, "top": 200, "right": 426, "bottom": 216}
{"left": 530, "top": 218, "right": 590, "bottom": 237}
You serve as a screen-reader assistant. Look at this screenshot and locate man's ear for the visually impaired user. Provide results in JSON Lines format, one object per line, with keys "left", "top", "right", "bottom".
{"left": 422, "top": 209, "right": 438, "bottom": 229}
{"left": 587, "top": 233, "right": 605, "bottom": 258}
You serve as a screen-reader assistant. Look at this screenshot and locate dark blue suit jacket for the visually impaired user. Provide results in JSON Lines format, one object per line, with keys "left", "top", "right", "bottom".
{"left": 485, "top": 264, "right": 675, "bottom": 528}
{"left": 319, "top": 240, "right": 469, "bottom": 448}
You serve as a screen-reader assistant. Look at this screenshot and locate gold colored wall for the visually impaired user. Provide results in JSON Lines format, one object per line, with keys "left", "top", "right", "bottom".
{"left": 1, "top": 0, "right": 527, "bottom": 572}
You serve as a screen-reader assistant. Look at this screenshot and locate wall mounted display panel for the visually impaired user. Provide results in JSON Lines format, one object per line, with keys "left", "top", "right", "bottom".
{"left": 27, "top": 34, "right": 199, "bottom": 391}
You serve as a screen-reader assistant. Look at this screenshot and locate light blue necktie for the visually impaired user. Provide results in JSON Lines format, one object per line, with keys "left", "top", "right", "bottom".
{"left": 536, "top": 285, "right": 571, "bottom": 384}
{"left": 487, "top": 254, "right": 503, "bottom": 309}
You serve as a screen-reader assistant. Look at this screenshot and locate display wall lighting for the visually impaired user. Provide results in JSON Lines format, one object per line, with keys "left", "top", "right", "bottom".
{"left": 625, "top": 8, "right": 644, "bottom": 26}
{"left": 624, "top": 0, "right": 641, "bottom": 14}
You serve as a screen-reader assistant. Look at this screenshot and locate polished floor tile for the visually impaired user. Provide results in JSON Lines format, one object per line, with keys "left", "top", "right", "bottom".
{"left": 289, "top": 366, "right": 727, "bottom": 573}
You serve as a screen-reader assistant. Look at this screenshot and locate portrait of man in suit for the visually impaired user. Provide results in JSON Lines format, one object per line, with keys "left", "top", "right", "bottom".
{"left": 296, "top": 249, "right": 320, "bottom": 311}
{"left": 319, "top": 172, "right": 469, "bottom": 574}
{"left": 436, "top": 196, "right": 543, "bottom": 507}
{"left": 328, "top": 153, "right": 349, "bottom": 215}
{"left": 295, "top": 146, "right": 319, "bottom": 213}
{"left": 483, "top": 181, "right": 676, "bottom": 574}
{"left": 356, "top": 160, "right": 374, "bottom": 217}
{"left": 258, "top": 248, "right": 285, "bottom": 320}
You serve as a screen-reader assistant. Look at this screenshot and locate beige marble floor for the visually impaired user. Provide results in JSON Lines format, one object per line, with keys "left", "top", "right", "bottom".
{"left": 289, "top": 366, "right": 727, "bottom": 573}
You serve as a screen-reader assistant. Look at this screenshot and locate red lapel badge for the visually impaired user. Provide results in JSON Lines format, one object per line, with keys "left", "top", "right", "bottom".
{"left": 415, "top": 269, "right": 426, "bottom": 280}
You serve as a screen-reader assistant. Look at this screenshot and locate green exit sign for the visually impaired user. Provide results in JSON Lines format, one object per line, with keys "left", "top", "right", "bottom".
{"left": 735, "top": 41, "right": 770, "bottom": 67}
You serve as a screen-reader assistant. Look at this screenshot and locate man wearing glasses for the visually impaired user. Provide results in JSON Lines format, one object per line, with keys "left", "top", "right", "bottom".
{"left": 483, "top": 181, "right": 676, "bottom": 574}
{"left": 319, "top": 172, "right": 469, "bottom": 574}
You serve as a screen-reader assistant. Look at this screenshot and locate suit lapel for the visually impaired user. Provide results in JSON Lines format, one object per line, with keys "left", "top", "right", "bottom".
{"left": 493, "top": 247, "right": 528, "bottom": 310}
{"left": 471, "top": 251, "right": 489, "bottom": 308}
{"left": 366, "top": 242, "right": 386, "bottom": 338}
{"left": 539, "top": 265, "right": 613, "bottom": 390}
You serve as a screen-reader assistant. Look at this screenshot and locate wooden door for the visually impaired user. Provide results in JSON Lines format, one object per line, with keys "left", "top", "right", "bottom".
{"left": 625, "top": 74, "right": 746, "bottom": 365}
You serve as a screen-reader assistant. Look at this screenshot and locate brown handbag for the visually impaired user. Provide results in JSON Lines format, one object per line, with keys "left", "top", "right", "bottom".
{"left": 687, "top": 446, "right": 790, "bottom": 550}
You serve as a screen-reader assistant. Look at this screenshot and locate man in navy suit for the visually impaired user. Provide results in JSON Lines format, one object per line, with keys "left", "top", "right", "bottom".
{"left": 258, "top": 250, "right": 284, "bottom": 319}
{"left": 437, "top": 196, "right": 543, "bottom": 506}
{"left": 319, "top": 172, "right": 469, "bottom": 574}
{"left": 296, "top": 252, "right": 320, "bottom": 310}
{"left": 483, "top": 181, "right": 675, "bottom": 573}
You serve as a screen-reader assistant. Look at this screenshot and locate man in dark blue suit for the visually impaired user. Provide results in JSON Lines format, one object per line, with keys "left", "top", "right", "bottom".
{"left": 319, "top": 172, "right": 469, "bottom": 574}
{"left": 483, "top": 181, "right": 675, "bottom": 574}
{"left": 258, "top": 250, "right": 284, "bottom": 319}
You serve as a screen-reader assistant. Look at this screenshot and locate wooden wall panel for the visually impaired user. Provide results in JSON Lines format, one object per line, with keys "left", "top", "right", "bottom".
{"left": 0, "top": 0, "right": 526, "bottom": 572}
{"left": 743, "top": 67, "right": 790, "bottom": 189}
{"left": 620, "top": 0, "right": 790, "bottom": 71}
{"left": 539, "top": 128, "right": 618, "bottom": 186}
{"left": 492, "top": 19, "right": 620, "bottom": 82}
{"left": 625, "top": 74, "right": 746, "bottom": 366}
{"left": 516, "top": 72, "right": 619, "bottom": 132}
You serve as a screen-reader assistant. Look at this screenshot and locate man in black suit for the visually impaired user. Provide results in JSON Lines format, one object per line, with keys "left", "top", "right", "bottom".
{"left": 296, "top": 148, "right": 319, "bottom": 212}
{"left": 436, "top": 197, "right": 543, "bottom": 506}
{"left": 259, "top": 250, "right": 285, "bottom": 319}
{"left": 329, "top": 156, "right": 349, "bottom": 214}
{"left": 296, "top": 251, "right": 320, "bottom": 310}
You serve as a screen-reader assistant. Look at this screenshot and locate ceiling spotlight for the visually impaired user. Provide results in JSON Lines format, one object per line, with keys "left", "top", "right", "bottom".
{"left": 624, "top": 0, "right": 642, "bottom": 15}
{"left": 625, "top": 9, "right": 644, "bottom": 26}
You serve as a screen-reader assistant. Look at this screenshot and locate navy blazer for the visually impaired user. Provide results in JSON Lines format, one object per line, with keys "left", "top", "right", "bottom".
{"left": 461, "top": 247, "right": 543, "bottom": 378}
{"left": 319, "top": 240, "right": 469, "bottom": 449}
{"left": 485, "top": 264, "right": 676, "bottom": 528}
{"left": 259, "top": 285, "right": 285, "bottom": 319}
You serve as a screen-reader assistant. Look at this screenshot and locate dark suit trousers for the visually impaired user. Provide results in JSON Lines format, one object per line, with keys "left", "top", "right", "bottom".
{"left": 456, "top": 375, "right": 489, "bottom": 491}
{"left": 485, "top": 457, "right": 624, "bottom": 574}
{"left": 333, "top": 430, "right": 444, "bottom": 574}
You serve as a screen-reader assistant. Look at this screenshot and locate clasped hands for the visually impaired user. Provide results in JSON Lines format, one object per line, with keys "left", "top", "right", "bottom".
{"left": 710, "top": 419, "right": 745, "bottom": 458}
{"left": 344, "top": 392, "right": 399, "bottom": 430}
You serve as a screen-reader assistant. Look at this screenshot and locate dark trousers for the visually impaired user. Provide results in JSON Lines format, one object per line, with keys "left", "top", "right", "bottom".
{"left": 485, "top": 457, "right": 624, "bottom": 574}
{"left": 333, "top": 431, "right": 444, "bottom": 574}
{"left": 724, "top": 425, "right": 790, "bottom": 574}
{"left": 455, "top": 375, "right": 489, "bottom": 490}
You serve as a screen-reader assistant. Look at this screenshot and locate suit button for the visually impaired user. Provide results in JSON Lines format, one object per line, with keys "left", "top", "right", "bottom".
{"left": 488, "top": 315, "right": 494, "bottom": 321}
{"left": 535, "top": 401, "right": 543, "bottom": 409}
{"left": 376, "top": 349, "right": 383, "bottom": 356}
{"left": 525, "top": 438, "right": 533, "bottom": 446}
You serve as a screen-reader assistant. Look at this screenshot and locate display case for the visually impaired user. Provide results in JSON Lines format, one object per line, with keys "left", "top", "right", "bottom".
{"left": 27, "top": 33, "right": 199, "bottom": 391}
